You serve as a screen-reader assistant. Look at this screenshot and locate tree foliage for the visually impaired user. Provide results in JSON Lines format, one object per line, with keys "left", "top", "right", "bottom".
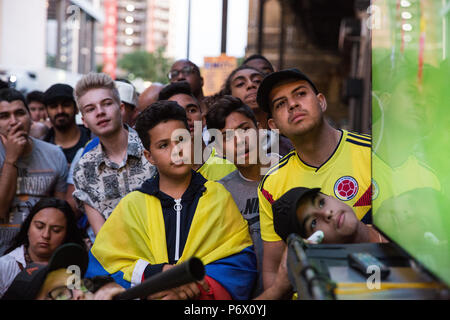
{"left": 118, "top": 47, "right": 172, "bottom": 83}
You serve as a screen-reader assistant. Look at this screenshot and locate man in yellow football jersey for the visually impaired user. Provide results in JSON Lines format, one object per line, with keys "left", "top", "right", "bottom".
{"left": 255, "top": 68, "right": 371, "bottom": 289}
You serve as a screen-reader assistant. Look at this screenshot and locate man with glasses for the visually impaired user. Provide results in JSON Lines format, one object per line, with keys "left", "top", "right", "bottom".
{"left": 168, "top": 60, "right": 206, "bottom": 112}
{"left": 1, "top": 243, "right": 125, "bottom": 300}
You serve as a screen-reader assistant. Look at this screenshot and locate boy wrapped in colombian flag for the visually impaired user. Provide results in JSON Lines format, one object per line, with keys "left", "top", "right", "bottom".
{"left": 85, "top": 100, "right": 257, "bottom": 300}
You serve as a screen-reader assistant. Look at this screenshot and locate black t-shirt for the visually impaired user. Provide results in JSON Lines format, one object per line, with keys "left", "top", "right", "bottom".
{"left": 44, "top": 125, "right": 92, "bottom": 164}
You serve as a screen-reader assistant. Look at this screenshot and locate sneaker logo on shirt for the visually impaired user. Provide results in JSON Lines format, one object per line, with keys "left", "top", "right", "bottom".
{"left": 334, "top": 176, "right": 359, "bottom": 201}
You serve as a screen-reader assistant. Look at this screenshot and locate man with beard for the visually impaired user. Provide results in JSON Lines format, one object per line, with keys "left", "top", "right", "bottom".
{"left": 43, "top": 84, "right": 92, "bottom": 164}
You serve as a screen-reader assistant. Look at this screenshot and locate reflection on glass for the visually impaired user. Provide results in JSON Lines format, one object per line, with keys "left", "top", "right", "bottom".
{"left": 372, "top": 0, "right": 450, "bottom": 285}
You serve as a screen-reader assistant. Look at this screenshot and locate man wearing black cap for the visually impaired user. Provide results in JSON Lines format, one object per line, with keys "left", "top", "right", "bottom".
{"left": 256, "top": 69, "right": 371, "bottom": 289}
{"left": 43, "top": 83, "right": 92, "bottom": 164}
{"left": 273, "top": 187, "right": 386, "bottom": 245}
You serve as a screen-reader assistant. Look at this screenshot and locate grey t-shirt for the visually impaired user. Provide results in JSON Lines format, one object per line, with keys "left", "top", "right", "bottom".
{"left": 219, "top": 170, "right": 263, "bottom": 296}
{"left": 0, "top": 137, "right": 68, "bottom": 255}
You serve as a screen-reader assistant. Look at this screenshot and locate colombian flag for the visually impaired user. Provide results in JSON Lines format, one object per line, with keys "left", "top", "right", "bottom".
{"left": 86, "top": 180, "right": 257, "bottom": 300}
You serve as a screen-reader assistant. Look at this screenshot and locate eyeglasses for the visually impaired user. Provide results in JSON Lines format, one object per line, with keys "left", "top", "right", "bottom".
{"left": 47, "top": 278, "right": 94, "bottom": 300}
{"left": 168, "top": 65, "right": 196, "bottom": 80}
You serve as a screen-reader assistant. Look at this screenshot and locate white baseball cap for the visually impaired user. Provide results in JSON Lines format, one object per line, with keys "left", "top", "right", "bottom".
{"left": 115, "top": 81, "right": 138, "bottom": 107}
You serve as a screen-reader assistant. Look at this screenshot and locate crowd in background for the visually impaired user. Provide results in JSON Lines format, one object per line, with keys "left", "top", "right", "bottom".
{"left": 0, "top": 54, "right": 377, "bottom": 300}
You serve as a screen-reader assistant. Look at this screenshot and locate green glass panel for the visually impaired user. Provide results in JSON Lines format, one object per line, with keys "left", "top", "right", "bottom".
{"left": 372, "top": 0, "right": 450, "bottom": 286}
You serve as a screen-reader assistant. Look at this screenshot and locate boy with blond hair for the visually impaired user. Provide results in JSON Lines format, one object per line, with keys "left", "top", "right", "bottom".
{"left": 72, "top": 73, "right": 154, "bottom": 235}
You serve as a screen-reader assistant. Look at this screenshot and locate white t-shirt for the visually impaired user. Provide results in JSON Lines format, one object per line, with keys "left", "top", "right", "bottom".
{"left": 0, "top": 245, "right": 26, "bottom": 298}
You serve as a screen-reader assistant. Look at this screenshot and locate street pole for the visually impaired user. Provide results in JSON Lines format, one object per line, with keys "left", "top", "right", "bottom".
{"left": 257, "top": 0, "right": 265, "bottom": 54}
{"left": 187, "top": 0, "right": 191, "bottom": 59}
{"left": 221, "top": 0, "right": 228, "bottom": 54}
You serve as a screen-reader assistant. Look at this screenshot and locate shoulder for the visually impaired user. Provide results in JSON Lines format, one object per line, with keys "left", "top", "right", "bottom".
{"left": 205, "top": 179, "right": 233, "bottom": 197}
{"left": 218, "top": 170, "right": 239, "bottom": 184}
{"left": 78, "top": 138, "right": 103, "bottom": 164}
{"left": 82, "top": 137, "right": 101, "bottom": 156}
{"left": 343, "top": 130, "right": 372, "bottom": 149}
{"left": 127, "top": 127, "right": 143, "bottom": 145}
{"left": 32, "top": 137, "right": 62, "bottom": 154}
{"left": 120, "top": 190, "right": 149, "bottom": 205}
{"left": 259, "top": 150, "right": 296, "bottom": 190}
{"left": 0, "top": 246, "right": 24, "bottom": 266}
{"left": 31, "top": 138, "right": 66, "bottom": 163}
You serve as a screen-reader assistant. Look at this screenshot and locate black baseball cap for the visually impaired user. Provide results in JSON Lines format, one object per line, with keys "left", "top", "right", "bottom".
{"left": 256, "top": 68, "right": 319, "bottom": 113}
{"left": 43, "top": 83, "right": 74, "bottom": 105}
{"left": 272, "top": 187, "right": 321, "bottom": 242}
{"left": 1, "top": 243, "right": 88, "bottom": 300}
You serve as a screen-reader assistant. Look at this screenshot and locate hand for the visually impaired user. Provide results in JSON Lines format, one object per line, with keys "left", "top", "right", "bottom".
{"left": 152, "top": 282, "right": 202, "bottom": 300}
{"left": 147, "top": 288, "right": 182, "bottom": 300}
{"left": 146, "top": 264, "right": 209, "bottom": 300}
{"left": 0, "top": 122, "right": 28, "bottom": 162}
{"left": 93, "top": 282, "right": 125, "bottom": 300}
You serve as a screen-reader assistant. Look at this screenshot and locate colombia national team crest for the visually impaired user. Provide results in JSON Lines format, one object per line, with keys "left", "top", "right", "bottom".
{"left": 334, "top": 176, "right": 359, "bottom": 201}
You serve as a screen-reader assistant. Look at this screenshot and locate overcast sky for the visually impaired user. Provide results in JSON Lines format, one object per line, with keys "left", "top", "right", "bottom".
{"left": 171, "top": 0, "right": 249, "bottom": 67}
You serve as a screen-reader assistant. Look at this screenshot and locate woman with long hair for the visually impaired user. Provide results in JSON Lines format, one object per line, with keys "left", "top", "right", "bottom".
{"left": 0, "top": 198, "right": 86, "bottom": 298}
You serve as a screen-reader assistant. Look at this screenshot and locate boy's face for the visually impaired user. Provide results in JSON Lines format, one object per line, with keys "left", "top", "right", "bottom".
{"left": 168, "top": 93, "right": 204, "bottom": 134}
{"left": 220, "top": 111, "right": 259, "bottom": 168}
{"left": 144, "top": 119, "right": 192, "bottom": 179}
{"left": 296, "top": 192, "right": 359, "bottom": 243}
{"left": 267, "top": 79, "right": 326, "bottom": 139}
{"left": 79, "top": 88, "right": 123, "bottom": 138}
{"left": 230, "top": 69, "right": 263, "bottom": 111}
{"left": 29, "top": 101, "right": 48, "bottom": 122}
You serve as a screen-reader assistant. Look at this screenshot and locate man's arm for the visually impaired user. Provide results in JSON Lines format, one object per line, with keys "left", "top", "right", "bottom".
{"left": 52, "top": 146, "right": 69, "bottom": 201}
{"left": 254, "top": 246, "right": 292, "bottom": 300}
{"left": 65, "top": 184, "right": 82, "bottom": 220}
{"left": 0, "top": 161, "right": 18, "bottom": 220}
{"left": 262, "top": 240, "right": 286, "bottom": 290}
{"left": 0, "top": 126, "right": 28, "bottom": 220}
{"left": 84, "top": 203, "right": 106, "bottom": 235}
{"left": 257, "top": 186, "right": 286, "bottom": 290}
{"left": 54, "top": 191, "right": 66, "bottom": 201}
{"left": 65, "top": 148, "right": 84, "bottom": 219}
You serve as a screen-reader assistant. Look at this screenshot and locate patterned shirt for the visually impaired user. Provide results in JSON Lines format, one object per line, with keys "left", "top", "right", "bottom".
{"left": 73, "top": 127, "right": 155, "bottom": 220}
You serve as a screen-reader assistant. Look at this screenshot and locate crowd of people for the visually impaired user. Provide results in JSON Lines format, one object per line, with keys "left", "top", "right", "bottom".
{"left": 0, "top": 54, "right": 381, "bottom": 300}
